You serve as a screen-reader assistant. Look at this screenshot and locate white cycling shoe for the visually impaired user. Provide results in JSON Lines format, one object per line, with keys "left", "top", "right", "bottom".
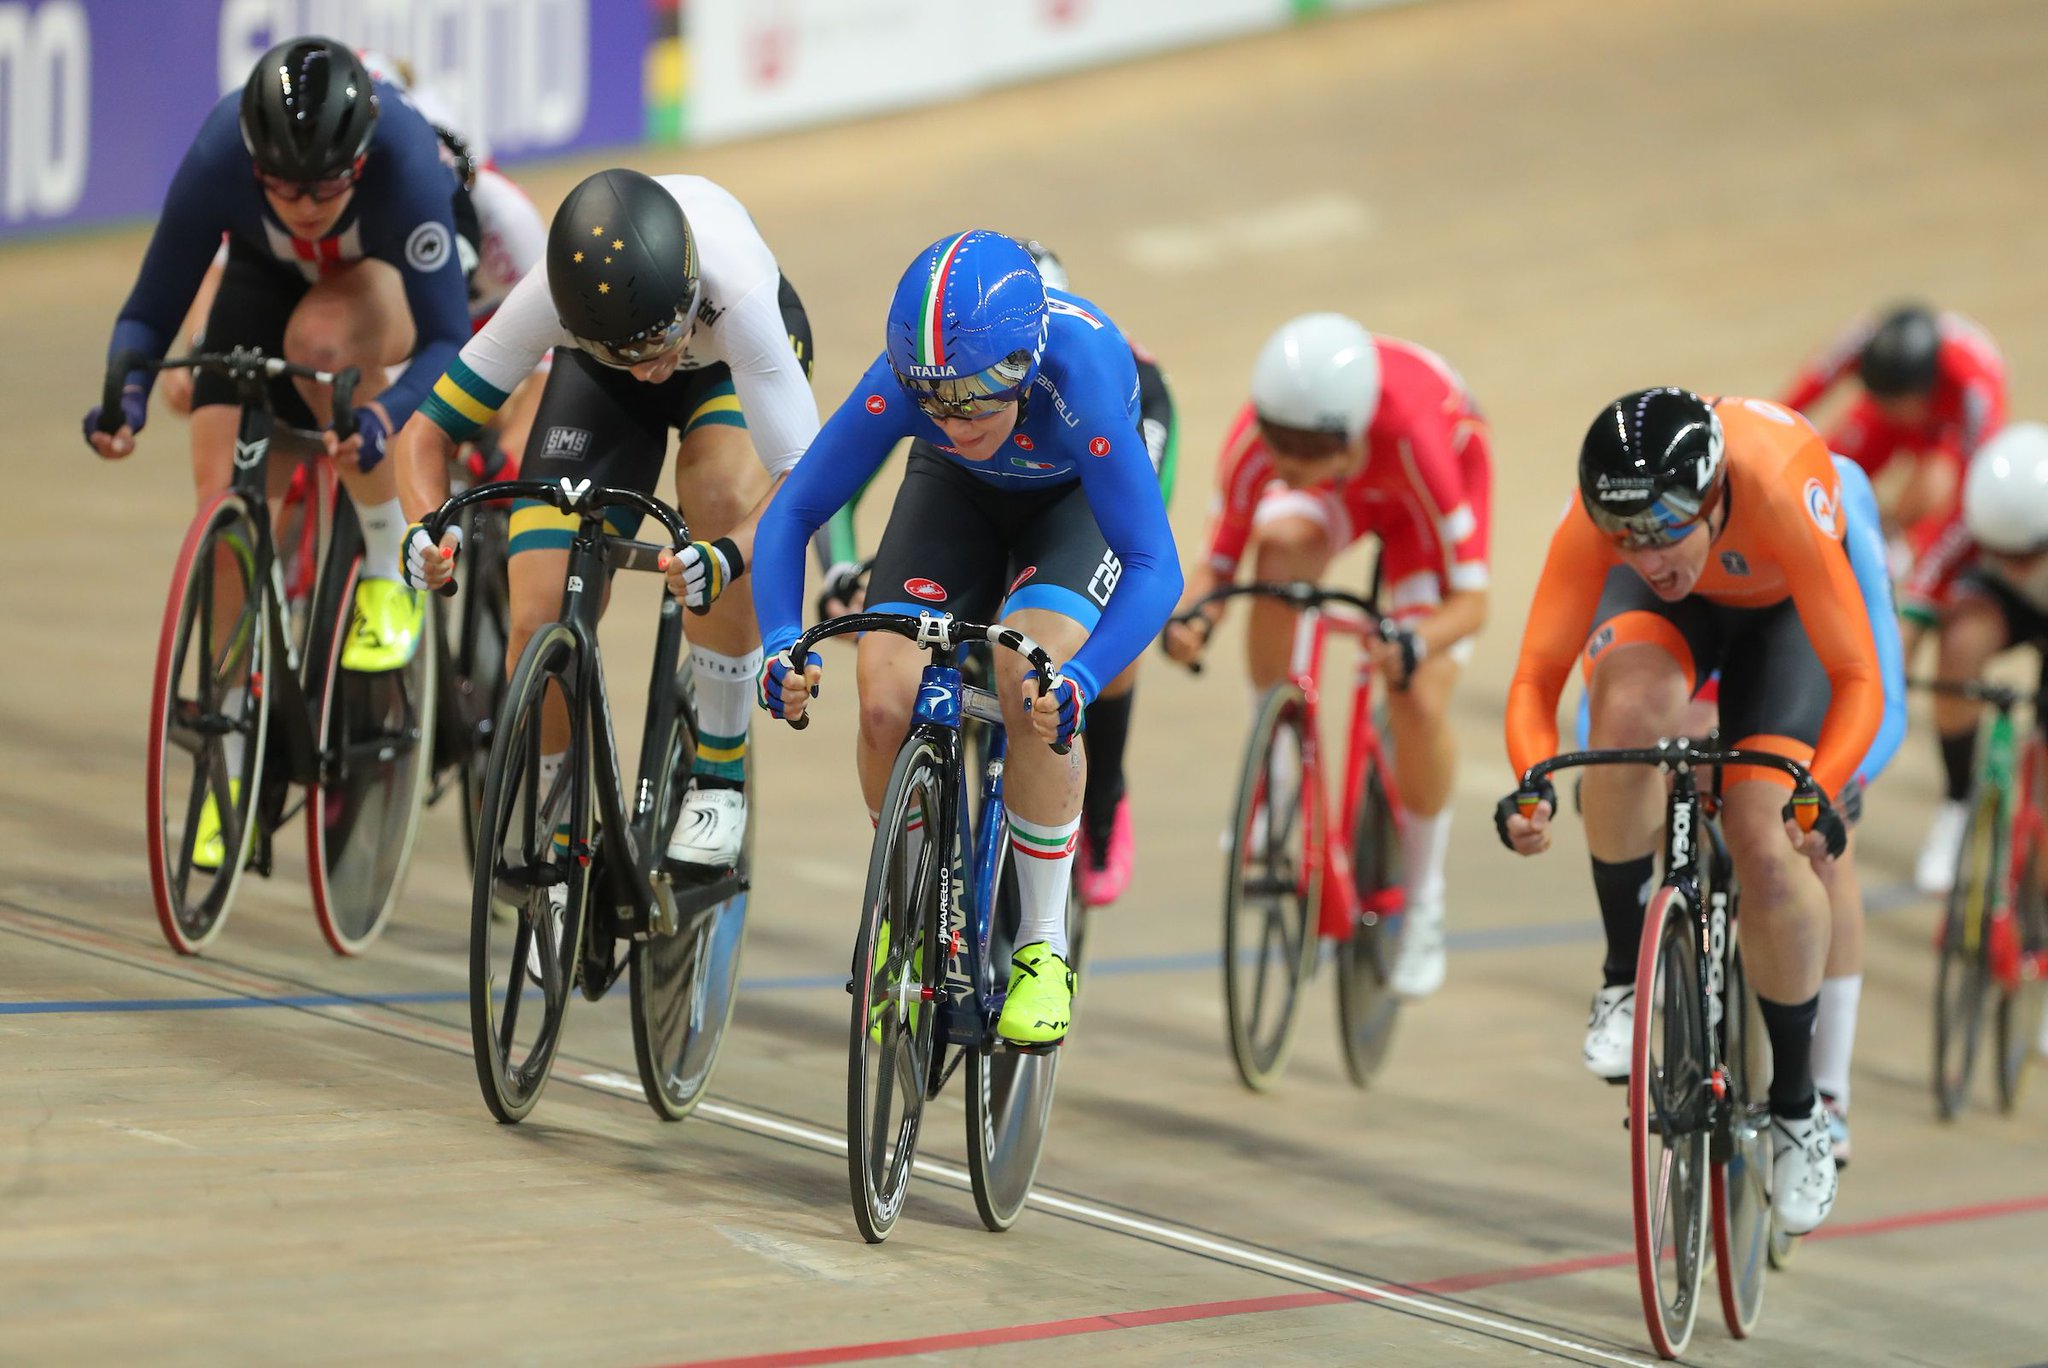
{"left": 1583, "top": 984, "right": 1635, "bottom": 1081}
{"left": 667, "top": 785, "right": 747, "bottom": 869}
{"left": 1915, "top": 799, "right": 1969, "bottom": 896}
{"left": 1389, "top": 901, "right": 1447, "bottom": 998}
{"left": 1771, "top": 1097, "right": 1840, "bottom": 1235}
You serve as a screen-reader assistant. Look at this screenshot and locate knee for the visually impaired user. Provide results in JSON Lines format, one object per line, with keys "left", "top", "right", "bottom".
{"left": 1252, "top": 516, "right": 1330, "bottom": 574}
{"left": 1589, "top": 667, "right": 1685, "bottom": 747}
{"left": 283, "top": 293, "right": 371, "bottom": 373}
{"left": 858, "top": 686, "right": 912, "bottom": 753}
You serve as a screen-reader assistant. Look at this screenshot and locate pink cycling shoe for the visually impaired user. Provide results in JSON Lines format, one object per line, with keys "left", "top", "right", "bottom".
{"left": 1076, "top": 796, "right": 1134, "bottom": 908}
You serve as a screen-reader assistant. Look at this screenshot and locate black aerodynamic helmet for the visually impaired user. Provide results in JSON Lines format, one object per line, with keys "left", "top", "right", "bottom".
{"left": 546, "top": 168, "right": 701, "bottom": 368}
{"left": 1857, "top": 304, "right": 1941, "bottom": 398}
{"left": 239, "top": 38, "right": 380, "bottom": 182}
{"left": 1577, "top": 387, "right": 1728, "bottom": 548}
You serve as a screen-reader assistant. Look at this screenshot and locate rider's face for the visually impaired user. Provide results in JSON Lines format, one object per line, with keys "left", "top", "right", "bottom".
{"left": 934, "top": 404, "right": 1020, "bottom": 460}
{"left": 263, "top": 185, "right": 354, "bottom": 240}
{"left": 1619, "top": 526, "right": 1713, "bottom": 601}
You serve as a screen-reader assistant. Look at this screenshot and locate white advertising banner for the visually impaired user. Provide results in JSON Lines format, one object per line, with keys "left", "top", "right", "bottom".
{"left": 685, "top": 0, "right": 1293, "bottom": 144}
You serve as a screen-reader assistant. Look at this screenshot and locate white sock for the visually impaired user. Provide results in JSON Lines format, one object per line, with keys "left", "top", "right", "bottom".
{"left": 1811, "top": 973, "right": 1862, "bottom": 1108}
{"left": 356, "top": 497, "right": 406, "bottom": 583}
{"left": 689, "top": 645, "right": 761, "bottom": 785}
{"left": 1008, "top": 811, "right": 1078, "bottom": 958}
{"left": 221, "top": 686, "right": 247, "bottom": 777}
{"left": 1399, "top": 807, "right": 1453, "bottom": 918}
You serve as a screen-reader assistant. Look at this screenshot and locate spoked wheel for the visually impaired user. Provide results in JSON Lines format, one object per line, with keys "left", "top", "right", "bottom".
{"left": 1629, "top": 886, "right": 1710, "bottom": 1359}
{"left": 1337, "top": 764, "right": 1405, "bottom": 1087}
{"left": 468, "top": 623, "right": 589, "bottom": 1123}
{"left": 1712, "top": 948, "right": 1771, "bottom": 1338}
{"left": 1222, "top": 683, "right": 1321, "bottom": 1091}
{"left": 848, "top": 737, "right": 946, "bottom": 1243}
{"left": 453, "top": 503, "right": 511, "bottom": 866}
{"left": 147, "top": 495, "right": 271, "bottom": 955}
{"left": 1935, "top": 790, "right": 2000, "bottom": 1119}
{"left": 1996, "top": 843, "right": 2047, "bottom": 1112}
{"left": 967, "top": 857, "right": 1067, "bottom": 1232}
{"left": 308, "top": 562, "right": 439, "bottom": 955}
{"left": 632, "top": 681, "right": 752, "bottom": 1122}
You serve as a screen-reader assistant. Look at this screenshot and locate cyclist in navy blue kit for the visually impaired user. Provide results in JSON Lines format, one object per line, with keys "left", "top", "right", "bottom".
{"left": 751, "top": 231, "right": 1182, "bottom": 1046}
{"left": 87, "top": 38, "right": 470, "bottom": 687}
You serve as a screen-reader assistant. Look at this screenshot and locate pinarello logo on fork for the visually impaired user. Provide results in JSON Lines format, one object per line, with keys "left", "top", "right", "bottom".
{"left": 906, "top": 578, "right": 946, "bottom": 602}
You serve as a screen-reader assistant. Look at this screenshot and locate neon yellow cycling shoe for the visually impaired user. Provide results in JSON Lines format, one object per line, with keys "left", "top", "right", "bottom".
{"left": 191, "top": 780, "right": 241, "bottom": 871}
{"left": 341, "top": 578, "right": 425, "bottom": 673}
{"left": 997, "top": 941, "right": 1074, "bottom": 1046}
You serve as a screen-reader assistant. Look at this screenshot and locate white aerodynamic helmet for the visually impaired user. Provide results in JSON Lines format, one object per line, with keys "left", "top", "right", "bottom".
{"left": 1250, "top": 312, "right": 1381, "bottom": 442}
{"left": 1964, "top": 421, "right": 2048, "bottom": 556}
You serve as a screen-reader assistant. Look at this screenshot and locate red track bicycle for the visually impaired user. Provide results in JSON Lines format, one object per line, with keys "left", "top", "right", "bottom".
{"left": 1172, "top": 581, "right": 1410, "bottom": 1091}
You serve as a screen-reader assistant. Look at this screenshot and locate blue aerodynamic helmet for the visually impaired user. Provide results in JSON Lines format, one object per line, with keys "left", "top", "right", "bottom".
{"left": 884, "top": 230, "right": 1048, "bottom": 418}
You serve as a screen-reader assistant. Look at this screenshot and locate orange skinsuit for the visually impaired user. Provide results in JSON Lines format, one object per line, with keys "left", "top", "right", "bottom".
{"left": 1504, "top": 397, "right": 1882, "bottom": 799}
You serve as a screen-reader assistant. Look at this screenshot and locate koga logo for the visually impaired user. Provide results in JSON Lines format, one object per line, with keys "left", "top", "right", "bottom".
{"left": 542, "top": 427, "right": 591, "bottom": 459}
{"left": 0, "top": 0, "right": 89, "bottom": 223}
{"left": 404, "top": 221, "right": 452, "bottom": 273}
{"left": 1088, "top": 436, "right": 1111, "bottom": 457}
{"left": 233, "top": 436, "right": 267, "bottom": 469}
{"left": 865, "top": 394, "right": 887, "bottom": 415}
{"left": 1804, "top": 477, "right": 1840, "bottom": 537}
{"left": 905, "top": 577, "right": 946, "bottom": 602}
{"left": 1706, "top": 892, "right": 1729, "bottom": 1032}
{"left": 1669, "top": 801, "right": 1693, "bottom": 866}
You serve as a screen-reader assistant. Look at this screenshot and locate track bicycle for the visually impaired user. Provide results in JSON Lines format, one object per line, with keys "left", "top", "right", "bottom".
{"left": 781, "top": 609, "right": 1075, "bottom": 1242}
{"left": 108, "top": 348, "right": 437, "bottom": 957}
{"left": 1916, "top": 677, "right": 2048, "bottom": 1118}
{"left": 425, "top": 440, "right": 514, "bottom": 866}
{"left": 1508, "top": 741, "right": 1839, "bottom": 1359}
{"left": 1168, "top": 581, "right": 1412, "bottom": 1091}
{"left": 423, "top": 479, "right": 751, "bottom": 1125}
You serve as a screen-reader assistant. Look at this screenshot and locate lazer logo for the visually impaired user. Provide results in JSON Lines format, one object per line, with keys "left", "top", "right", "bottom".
{"left": 1669, "top": 801, "right": 1693, "bottom": 868}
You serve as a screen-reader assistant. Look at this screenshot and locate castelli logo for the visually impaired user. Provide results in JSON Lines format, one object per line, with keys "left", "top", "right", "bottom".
{"left": 906, "top": 578, "right": 946, "bottom": 601}
{"left": 1088, "top": 436, "right": 1111, "bottom": 457}
{"left": 865, "top": 394, "right": 887, "bottom": 415}
{"left": 1013, "top": 434, "right": 1035, "bottom": 450}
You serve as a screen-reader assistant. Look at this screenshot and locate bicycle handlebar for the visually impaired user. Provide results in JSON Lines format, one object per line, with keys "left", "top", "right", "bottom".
{"left": 1512, "top": 741, "right": 1837, "bottom": 834}
{"left": 781, "top": 610, "right": 1071, "bottom": 755}
{"left": 99, "top": 349, "right": 362, "bottom": 440}
{"left": 419, "top": 478, "right": 695, "bottom": 600}
{"left": 1165, "top": 580, "right": 1410, "bottom": 684}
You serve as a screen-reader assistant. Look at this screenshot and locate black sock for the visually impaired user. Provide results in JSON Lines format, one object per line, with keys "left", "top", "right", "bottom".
{"left": 1591, "top": 855, "right": 1656, "bottom": 987}
{"left": 1759, "top": 993, "right": 1820, "bottom": 1119}
{"left": 1938, "top": 729, "right": 1975, "bottom": 803}
{"left": 1081, "top": 688, "right": 1135, "bottom": 854}
{"left": 692, "top": 773, "right": 744, "bottom": 792}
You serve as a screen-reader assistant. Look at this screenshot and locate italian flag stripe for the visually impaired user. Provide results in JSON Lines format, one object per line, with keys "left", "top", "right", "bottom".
{"left": 919, "top": 232, "right": 973, "bottom": 368}
{"left": 1009, "top": 823, "right": 1078, "bottom": 860}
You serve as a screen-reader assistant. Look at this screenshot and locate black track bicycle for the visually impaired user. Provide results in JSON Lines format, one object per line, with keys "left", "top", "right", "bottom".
{"left": 422, "top": 478, "right": 751, "bottom": 1124}
{"left": 1507, "top": 740, "right": 1839, "bottom": 1359}
{"left": 109, "top": 348, "right": 437, "bottom": 957}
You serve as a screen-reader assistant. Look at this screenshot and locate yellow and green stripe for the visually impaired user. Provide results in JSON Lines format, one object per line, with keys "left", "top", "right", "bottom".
{"left": 694, "top": 728, "right": 747, "bottom": 784}
{"left": 419, "top": 358, "right": 512, "bottom": 441}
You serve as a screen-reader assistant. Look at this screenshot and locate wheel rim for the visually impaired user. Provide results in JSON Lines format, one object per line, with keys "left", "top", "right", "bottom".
{"left": 1632, "top": 890, "right": 1707, "bottom": 1357}
{"left": 149, "top": 500, "right": 268, "bottom": 954}
{"left": 1223, "top": 689, "right": 1318, "bottom": 1089}
{"left": 1936, "top": 795, "right": 2000, "bottom": 1117}
{"left": 850, "top": 753, "right": 940, "bottom": 1240}
{"left": 469, "top": 630, "right": 582, "bottom": 1122}
{"left": 1713, "top": 952, "right": 1769, "bottom": 1336}
{"left": 1337, "top": 767, "right": 1403, "bottom": 1086}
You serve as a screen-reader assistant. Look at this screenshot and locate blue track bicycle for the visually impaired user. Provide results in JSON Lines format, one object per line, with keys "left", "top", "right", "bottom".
{"left": 784, "top": 609, "right": 1074, "bottom": 1241}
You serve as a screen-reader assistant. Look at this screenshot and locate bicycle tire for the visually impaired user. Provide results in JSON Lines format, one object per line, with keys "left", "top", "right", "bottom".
{"left": 1222, "top": 682, "right": 1321, "bottom": 1092}
{"left": 967, "top": 854, "right": 1064, "bottom": 1232}
{"left": 1711, "top": 946, "right": 1770, "bottom": 1338}
{"left": 146, "top": 495, "right": 271, "bottom": 955}
{"left": 1935, "top": 789, "right": 2000, "bottom": 1119}
{"left": 848, "top": 735, "right": 946, "bottom": 1243}
{"left": 1996, "top": 842, "right": 2047, "bottom": 1112}
{"left": 307, "top": 559, "right": 439, "bottom": 955}
{"left": 468, "top": 623, "right": 589, "bottom": 1123}
{"left": 1336, "top": 761, "right": 1404, "bottom": 1087}
{"left": 632, "top": 689, "right": 752, "bottom": 1123}
{"left": 1629, "top": 885, "right": 1709, "bottom": 1359}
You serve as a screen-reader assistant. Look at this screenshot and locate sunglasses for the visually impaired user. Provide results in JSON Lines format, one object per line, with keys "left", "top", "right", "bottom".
{"left": 578, "top": 309, "right": 693, "bottom": 371}
{"left": 899, "top": 349, "right": 1034, "bottom": 422}
{"left": 1257, "top": 419, "right": 1350, "bottom": 461}
{"left": 255, "top": 158, "right": 364, "bottom": 203}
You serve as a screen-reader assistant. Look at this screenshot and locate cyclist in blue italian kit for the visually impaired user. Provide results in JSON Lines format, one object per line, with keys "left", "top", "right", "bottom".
{"left": 87, "top": 38, "right": 471, "bottom": 680}
{"left": 750, "top": 231, "right": 1183, "bottom": 1046}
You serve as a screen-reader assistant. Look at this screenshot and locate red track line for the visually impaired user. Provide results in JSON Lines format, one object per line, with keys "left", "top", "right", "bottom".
{"left": 654, "top": 1188, "right": 2048, "bottom": 1368}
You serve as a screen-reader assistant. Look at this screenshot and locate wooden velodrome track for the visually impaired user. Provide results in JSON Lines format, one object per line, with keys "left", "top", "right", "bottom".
{"left": 5, "top": 1, "right": 2047, "bottom": 1363}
